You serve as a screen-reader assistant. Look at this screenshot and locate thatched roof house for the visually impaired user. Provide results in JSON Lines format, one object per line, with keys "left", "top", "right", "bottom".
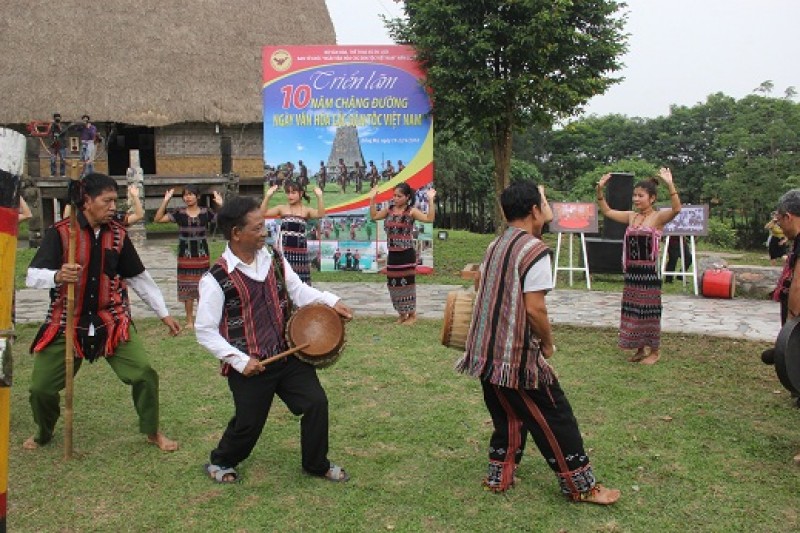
{"left": 0, "top": 0, "right": 335, "bottom": 177}
{"left": 1, "top": 0, "right": 335, "bottom": 126}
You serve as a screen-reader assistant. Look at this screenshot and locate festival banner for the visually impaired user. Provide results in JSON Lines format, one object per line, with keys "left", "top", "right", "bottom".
{"left": 0, "top": 128, "right": 26, "bottom": 533}
{"left": 262, "top": 45, "right": 434, "bottom": 273}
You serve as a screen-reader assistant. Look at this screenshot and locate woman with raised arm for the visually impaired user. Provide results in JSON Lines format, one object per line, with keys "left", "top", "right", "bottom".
{"left": 369, "top": 182, "right": 436, "bottom": 325}
{"left": 261, "top": 179, "right": 325, "bottom": 285}
{"left": 154, "top": 185, "right": 223, "bottom": 329}
{"left": 596, "top": 168, "right": 681, "bottom": 365}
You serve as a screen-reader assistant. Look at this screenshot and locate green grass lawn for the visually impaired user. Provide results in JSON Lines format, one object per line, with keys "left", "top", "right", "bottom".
{"left": 6, "top": 318, "right": 797, "bottom": 532}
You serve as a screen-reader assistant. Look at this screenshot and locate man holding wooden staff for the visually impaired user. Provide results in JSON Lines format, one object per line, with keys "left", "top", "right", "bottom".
{"left": 195, "top": 196, "right": 352, "bottom": 484}
{"left": 23, "top": 173, "right": 181, "bottom": 452}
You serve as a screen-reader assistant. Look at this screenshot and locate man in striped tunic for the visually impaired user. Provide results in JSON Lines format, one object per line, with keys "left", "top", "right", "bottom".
{"left": 456, "top": 181, "right": 620, "bottom": 505}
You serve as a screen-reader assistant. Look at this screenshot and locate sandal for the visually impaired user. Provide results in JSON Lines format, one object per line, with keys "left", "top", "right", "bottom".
{"left": 322, "top": 463, "right": 350, "bottom": 482}
{"left": 204, "top": 463, "right": 239, "bottom": 484}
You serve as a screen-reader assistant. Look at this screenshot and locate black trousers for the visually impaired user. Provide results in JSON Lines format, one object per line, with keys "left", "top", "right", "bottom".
{"left": 210, "top": 356, "right": 330, "bottom": 475}
{"left": 482, "top": 379, "right": 596, "bottom": 496}
{"left": 665, "top": 239, "right": 693, "bottom": 282}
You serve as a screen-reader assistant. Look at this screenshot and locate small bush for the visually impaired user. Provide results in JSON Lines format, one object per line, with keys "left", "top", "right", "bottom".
{"left": 707, "top": 217, "right": 737, "bottom": 248}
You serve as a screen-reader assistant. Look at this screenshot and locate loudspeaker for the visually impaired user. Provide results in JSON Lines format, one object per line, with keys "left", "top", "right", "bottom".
{"left": 220, "top": 136, "right": 232, "bottom": 174}
{"left": 585, "top": 237, "right": 624, "bottom": 274}
{"left": 602, "top": 172, "right": 634, "bottom": 240}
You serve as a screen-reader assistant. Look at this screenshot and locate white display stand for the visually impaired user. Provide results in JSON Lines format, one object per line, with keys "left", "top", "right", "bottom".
{"left": 660, "top": 234, "right": 698, "bottom": 295}
{"left": 553, "top": 232, "right": 591, "bottom": 289}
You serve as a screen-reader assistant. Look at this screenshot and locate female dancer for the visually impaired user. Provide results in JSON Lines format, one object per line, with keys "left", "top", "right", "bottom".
{"left": 154, "top": 185, "right": 223, "bottom": 329}
{"left": 596, "top": 168, "right": 681, "bottom": 364}
{"left": 261, "top": 180, "right": 325, "bottom": 284}
{"left": 369, "top": 183, "right": 436, "bottom": 325}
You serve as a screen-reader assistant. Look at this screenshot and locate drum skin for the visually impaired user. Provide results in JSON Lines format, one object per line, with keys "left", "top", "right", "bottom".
{"left": 286, "top": 303, "right": 346, "bottom": 368}
{"left": 441, "top": 289, "right": 475, "bottom": 350}
{"left": 774, "top": 316, "right": 800, "bottom": 394}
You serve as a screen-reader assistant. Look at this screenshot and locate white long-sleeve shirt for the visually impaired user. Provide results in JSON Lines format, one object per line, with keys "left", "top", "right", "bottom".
{"left": 195, "top": 245, "right": 340, "bottom": 374}
{"left": 26, "top": 268, "right": 170, "bottom": 319}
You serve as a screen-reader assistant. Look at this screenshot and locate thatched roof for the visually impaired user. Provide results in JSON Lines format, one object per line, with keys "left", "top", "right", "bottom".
{"left": 0, "top": 1, "right": 335, "bottom": 127}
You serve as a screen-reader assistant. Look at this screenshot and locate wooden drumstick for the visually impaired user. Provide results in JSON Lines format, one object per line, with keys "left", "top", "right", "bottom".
{"left": 258, "top": 343, "right": 311, "bottom": 367}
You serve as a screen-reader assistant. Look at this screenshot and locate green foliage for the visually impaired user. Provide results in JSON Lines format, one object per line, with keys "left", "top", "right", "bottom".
{"left": 784, "top": 175, "right": 800, "bottom": 190}
{"left": 387, "top": 0, "right": 627, "bottom": 136}
{"left": 387, "top": 0, "right": 627, "bottom": 225}
{"left": 507, "top": 91, "right": 800, "bottom": 246}
{"left": 706, "top": 217, "right": 738, "bottom": 248}
{"left": 509, "top": 159, "right": 542, "bottom": 184}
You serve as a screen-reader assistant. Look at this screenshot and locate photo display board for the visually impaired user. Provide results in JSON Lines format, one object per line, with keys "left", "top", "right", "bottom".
{"left": 661, "top": 204, "right": 709, "bottom": 236}
{"left": 550, "top": 202, "right": 599, "bottom": 234}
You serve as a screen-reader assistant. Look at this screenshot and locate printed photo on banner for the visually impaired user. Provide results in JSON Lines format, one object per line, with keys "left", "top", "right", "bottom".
{"left": 262, "top": 45, "right": 435, "bottom": 274}
{"left": 321, "top": 240, "right": 379, "bottom": 273}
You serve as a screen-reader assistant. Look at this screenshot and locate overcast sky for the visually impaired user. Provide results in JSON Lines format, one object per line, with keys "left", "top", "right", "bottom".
{"left": 326, "top": 0, "right": 800, "bottom": 118}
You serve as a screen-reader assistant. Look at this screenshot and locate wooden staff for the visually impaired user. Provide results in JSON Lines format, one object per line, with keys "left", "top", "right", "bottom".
{"left": 64, "top": 162, "right": 80, "bottom": 459}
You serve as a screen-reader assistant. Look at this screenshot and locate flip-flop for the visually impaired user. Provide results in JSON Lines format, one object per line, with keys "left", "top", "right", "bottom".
{"left": 204, "top": 463, "right": 239, "bottom": 484}
{"left": 323, "top": 464, "right": 350, "bottom": 482}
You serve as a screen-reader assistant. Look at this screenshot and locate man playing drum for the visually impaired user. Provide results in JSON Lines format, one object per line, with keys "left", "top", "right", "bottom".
{"left": 455, "top": 182, "right": 621, "bottom": 505}
{"left": 195, "top": 196, "right": 353, "bottom": 484}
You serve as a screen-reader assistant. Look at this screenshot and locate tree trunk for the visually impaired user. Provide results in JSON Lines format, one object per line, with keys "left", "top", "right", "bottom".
{"left": 490, "top": 119, "right": 513, "bottom": 234}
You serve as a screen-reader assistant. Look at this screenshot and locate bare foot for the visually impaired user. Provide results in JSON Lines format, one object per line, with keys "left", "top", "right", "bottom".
{"left": 628, "top": 349, "right": 647, "bottom": 362}
{"left": 640, "top": 351, "right": 660, "bottom": 365}
{"left": 793, "top": 451, "right": 800, "bottom": 465}
{"left": 402, "top": 312, "right": 417, "bottom": 326}
{"left": 396, "top": 314, "right": 407, "bottom": 324}
{"left": 147, "top": 432, "right": 179, "bottom": 452}
{"left": 22, "top": 436, "right": 39, "bottom": 450}
{"left": 575, "top": 484, "right": 621, "bottom": 505}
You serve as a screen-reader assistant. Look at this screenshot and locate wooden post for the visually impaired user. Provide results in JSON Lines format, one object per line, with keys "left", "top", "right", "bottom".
{"left": 63, "top": 163, "right": 79, "bottom": 460}
{"left": 0, "top": 127, "right": 26, "bottom": 533}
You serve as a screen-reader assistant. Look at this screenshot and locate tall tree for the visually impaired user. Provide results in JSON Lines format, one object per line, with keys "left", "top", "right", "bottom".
{"left": 387, "top": 0, "right": 627, "bottom": 227}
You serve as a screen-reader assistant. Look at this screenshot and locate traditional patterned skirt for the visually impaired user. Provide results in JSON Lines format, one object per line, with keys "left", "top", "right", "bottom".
{"left": 177, "top": 254, "right": 210, "bottom": 301}
{"left": 387, "top": 247, "right": 416, "bottom": 314}
{"left": 281, "top": 216, "right": 311, "bottom": 285}
{"left": 619, "top": 262, "right": 662, "bottom": 349}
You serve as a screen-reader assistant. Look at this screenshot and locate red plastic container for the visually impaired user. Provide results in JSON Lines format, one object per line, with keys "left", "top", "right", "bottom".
{"left": 701, "top": 268, "right": 736, "bottom": 299}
